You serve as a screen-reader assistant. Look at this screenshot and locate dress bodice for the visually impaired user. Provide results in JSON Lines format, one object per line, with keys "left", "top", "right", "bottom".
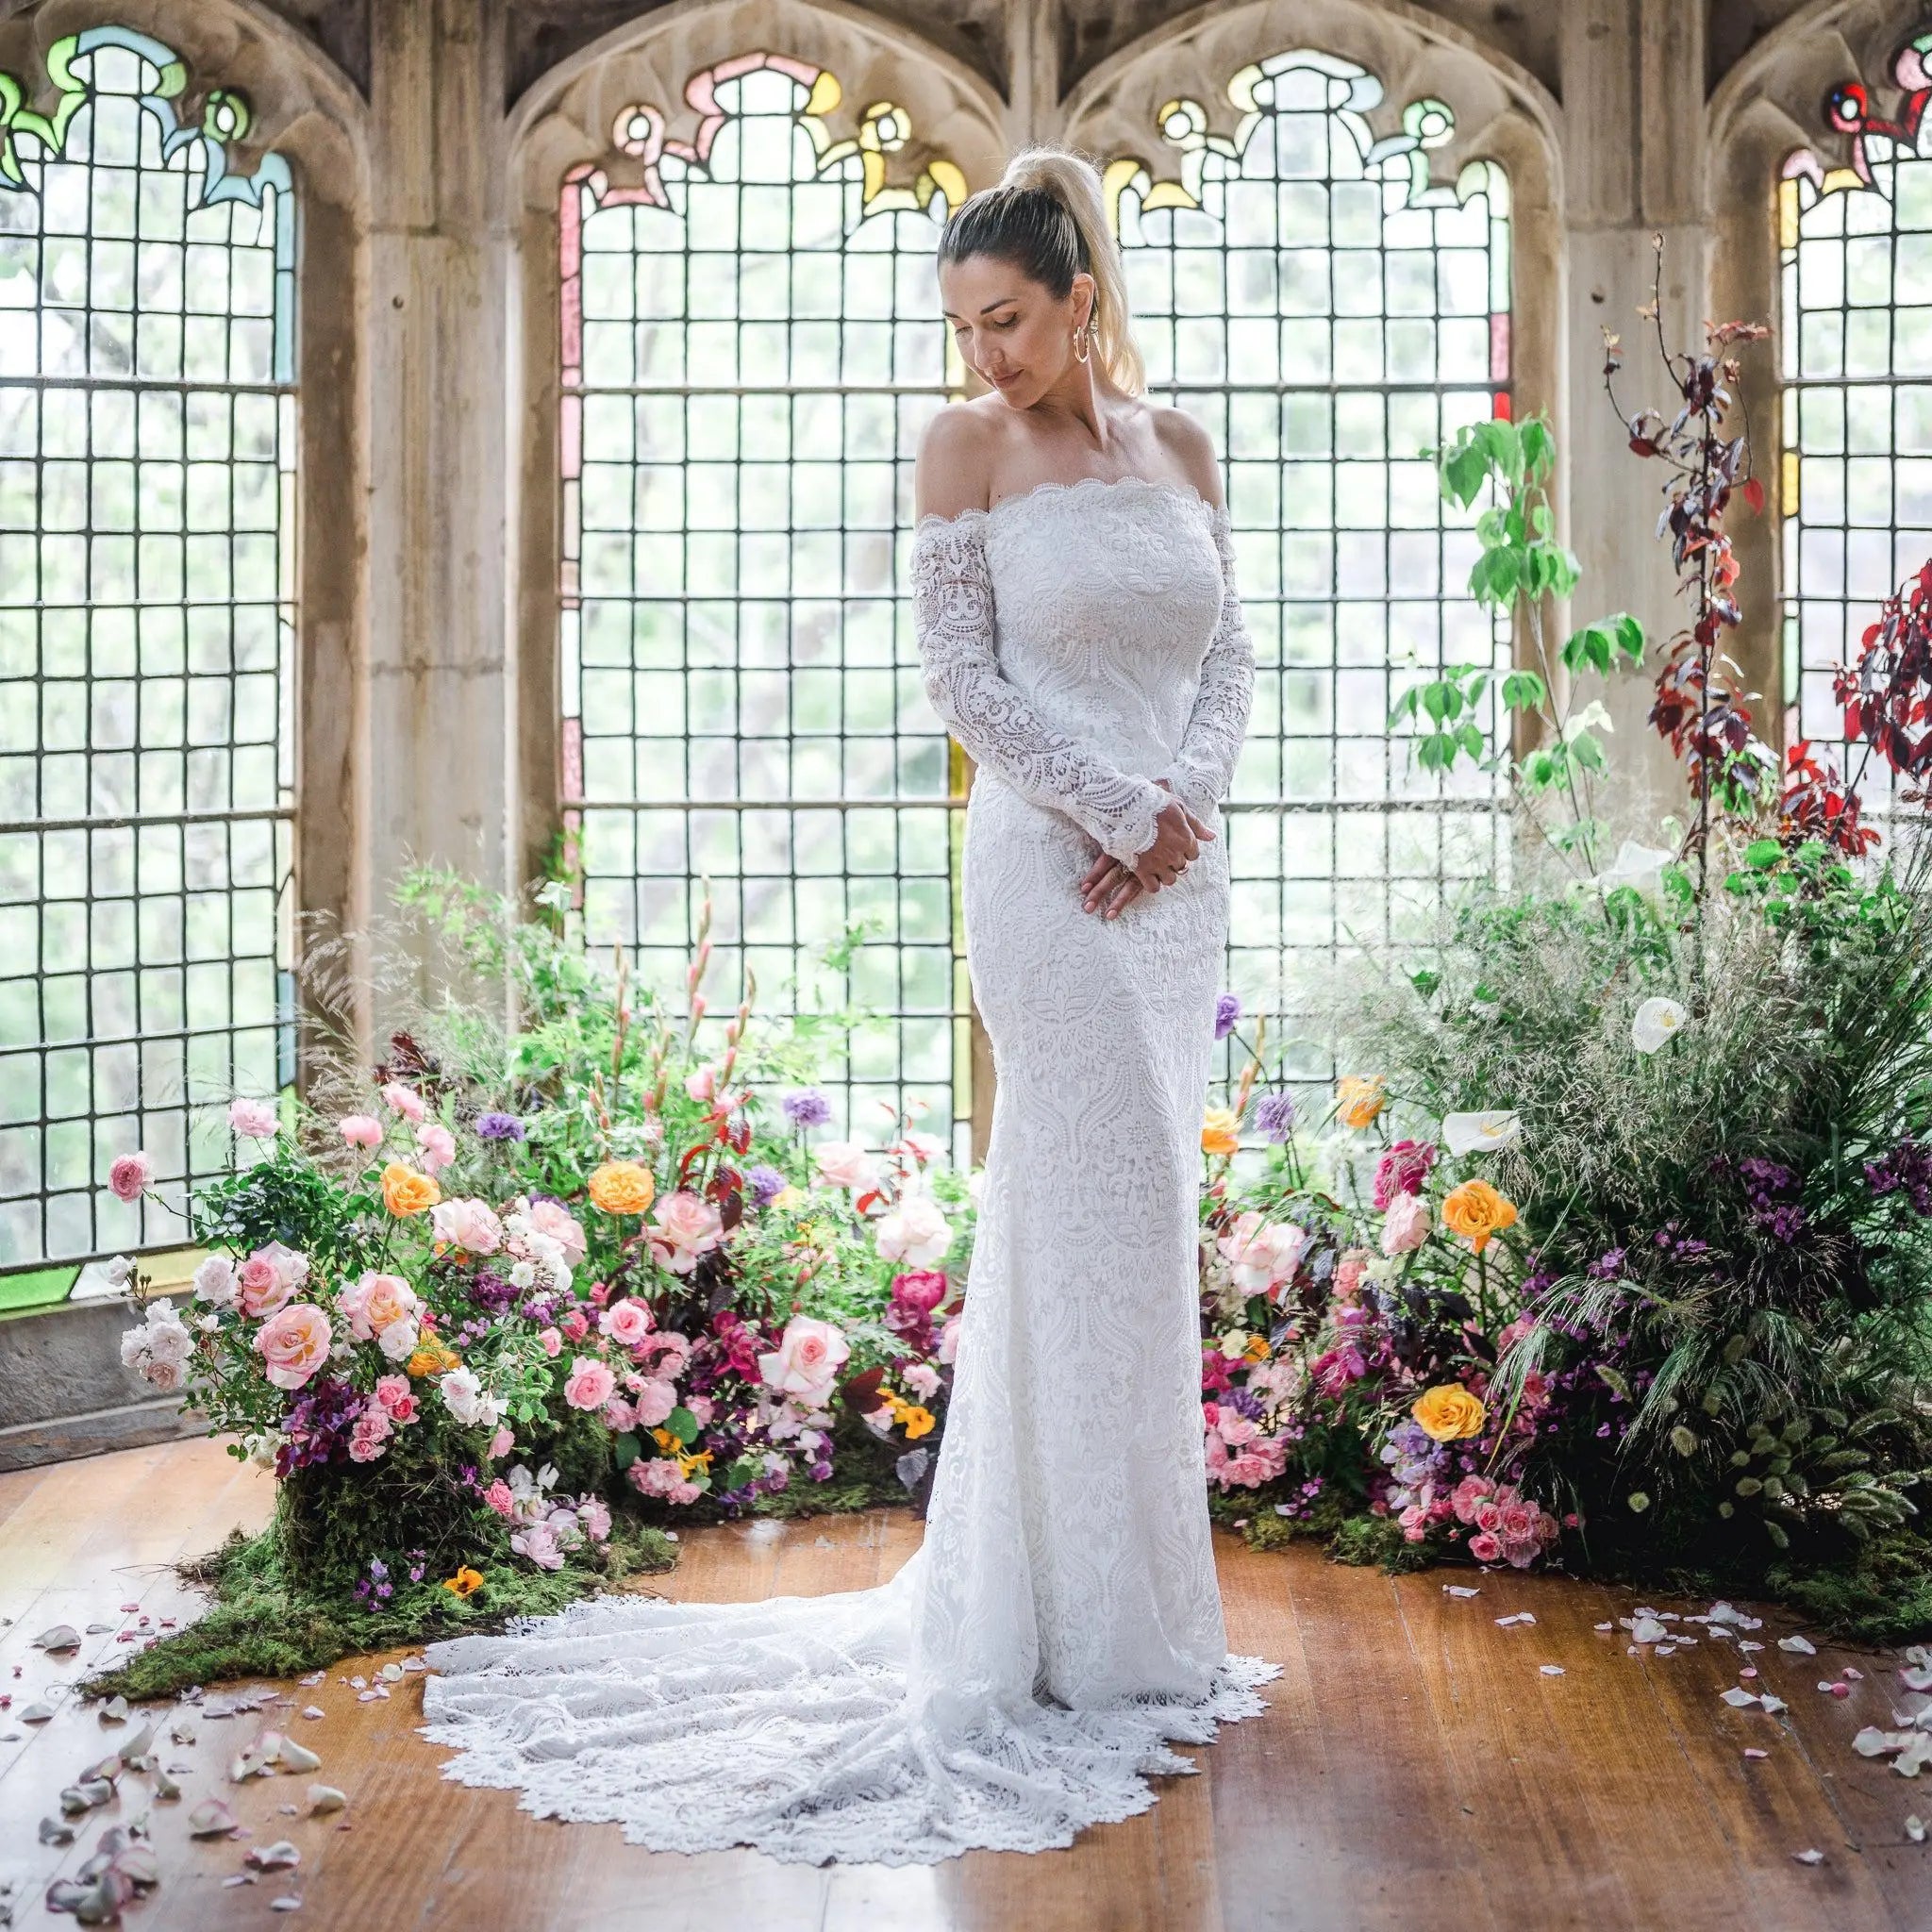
{"left": 921, "top": 475, "right": 1227, "bottom": 777}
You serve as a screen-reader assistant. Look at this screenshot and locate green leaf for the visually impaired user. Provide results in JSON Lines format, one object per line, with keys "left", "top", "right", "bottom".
{"left": 1441, "top": 440, "right": 1489, "bottom": 509}
{"left": 1520, "top": 415, "right": 1553, "bottom": 479}
{"left": 1744, "top": 838, "right": 1784, "bottom": 872}
{"left": 1498, "top": 670, "right": 1547, "bottom": 711}
{"left": 1568, "top": 729, "right": 1607, "bottom": 773}
{"left": 611, "top": 1431, "right": 641, "bottom": 1472}
{"left": 1409, "top": 967, "right": 1441, "bottom": 998}
{"left": 665, "top": 1406, "right": 700, "bottom": 1445}
{"left": 1610, "top": 612, "right": 1645, "bottom": 662}
{"left": 1457, "top": 721, "right": 1484, "bottom": 758}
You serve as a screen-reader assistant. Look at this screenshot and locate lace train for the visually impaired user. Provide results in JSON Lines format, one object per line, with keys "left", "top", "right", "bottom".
{"left": 421, "top": 1551, "right": 1277, "bottom": 1864}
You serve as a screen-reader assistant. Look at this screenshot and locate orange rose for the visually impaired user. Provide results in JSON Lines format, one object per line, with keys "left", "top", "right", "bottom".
{"left": 588, "top": 1159, "right": 656, "bottom": 1216}
{"left": 1441, "top": 1178, "right": 1517, "bottom": 1255}
{"left": 1201, "top": 1108, "right": 1240, "bottom": 1158}
{"left": 1336, "top": 1075, "right": 1387, "bottom": 1130}
{"left": 1412, "top": 1383, "right": 1487, "bottom": 1441}
{"left": 406, "top": 1335, "right": 461, "bottom": 1379}
{"left": 381, "top": 1161, "right": 440, "bottom": 1218}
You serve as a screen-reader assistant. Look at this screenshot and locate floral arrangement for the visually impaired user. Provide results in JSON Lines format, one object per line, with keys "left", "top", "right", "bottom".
{"left": 112, "top": 876, "right": 972, "bottom": 1615}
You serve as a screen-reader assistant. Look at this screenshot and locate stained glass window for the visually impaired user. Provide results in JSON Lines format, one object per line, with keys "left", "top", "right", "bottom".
{"left": 0, "top": 27, "right": 297, "bottom": 1272}
{"left": 1781, "top": 41, "right": 1932, "bottom": 803}
{"left": 1114, "top": 51, "right": 1512, "bottom": 1091}
{"left": 558, "top": 58, "right": 970, "bottom": 1151}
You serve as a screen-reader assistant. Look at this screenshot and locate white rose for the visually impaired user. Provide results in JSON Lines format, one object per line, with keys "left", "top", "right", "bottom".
{"left": 814, "top": 1141, "right": 881, "bottom": 1192}
{"left": 193, "top": 1255, "right": 239, "bottom": 1306}
{"left": 377, "top": 1318, "right": 421, "bottom": 1362}
{"left": 875, "top": 1195, "right": 952, "bottom": 1267}
{"left": 439, "top": 1367, "right": 488, "bottom": 1425}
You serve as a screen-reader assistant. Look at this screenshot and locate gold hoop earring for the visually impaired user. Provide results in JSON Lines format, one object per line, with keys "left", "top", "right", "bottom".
{"left": 1072, "top": 324, "right": 1090, "bottom": 365}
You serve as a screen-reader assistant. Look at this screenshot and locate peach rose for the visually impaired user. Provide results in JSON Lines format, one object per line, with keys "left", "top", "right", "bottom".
{"left": 382, "top": 1162, "right": 441, "bottom": 1218}
{"left": 256, "top": 1303, "right": 333, "bottom": 1391}
{"left": 431, "top": 1196, "right": 503, "bottom": 1255}
{"left": 1217, "top": 1211, "right": 1308, "bottom": 1297}
{"left": 340, "top": 1270, "right": 421, "bottom": 1341}
{"left": 813, "top": 1141, "right": 880, "bottom": 1192}
{"left": 1200, "top": 1108, "right": 1241, "bottom": 1158}
{"left": 1441, "top": 1178, "right": 1517, "bottom": 1255}
{"left": 588, "top": 1160, "right": 656, "bottom": 1216}
{"left": 1335, "top": 1076, "right": 1388, "bottom": 1131}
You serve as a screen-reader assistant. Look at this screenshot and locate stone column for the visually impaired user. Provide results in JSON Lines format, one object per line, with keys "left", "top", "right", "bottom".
{"left": 361, "top": 0, "right": 512, "bottom": 986}
{"left": 1560, "top": 0, "right": 1713, "bottom": 827}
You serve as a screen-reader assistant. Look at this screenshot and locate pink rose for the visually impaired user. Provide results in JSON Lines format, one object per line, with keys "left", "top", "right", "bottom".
{"left": 1498, "top": 1500, "right": 1539, "bottom": 1542}
{"left": 255, "top": 1304, "right": 332, "bottom": 1391}
{"left": 236, "top": 1241, "right": 308, "bottom": 1320}
{"left": 630, "top": 1377, "right": 677, "bottom": 1427}
{"left": 108, "top": 1151, "right": 154, "bottom": 1202}
{"left": 633, "top": 1331, "right": 691, "bottom": 1378}
{"left": 685, "top": 1393, "right": 714, "bottom": 1426}
{"left": 599, "top": 1298, "right": 653, "bottom": 1346}
{"left": 511, "top": 1521, "right": 565, "bottom": 1570}
{"left": 1468, "top": 1531, "right": 1503, "bottom": 1564}
{"left": 560, "top": 1307, "right": 590, "bottom": 1342}
{"left": 889, "top": 1271, "right": 948, "bottom": 1316}
{"left": 812, "top": 1141, "right": 879, "bottom": 1193}
{"left": 1380, "top": 1193, "right": 1432, "bottom": 1257}
{"left": 1333, "top": 1248, "right": 1371, "bottom": 1300}
{"left": 144, "top": 1356, "right": 185, "bottom": 1394}
{"left": 374, "top": 1374, "right": 418, "bottom": 1423}
{"left": 757, "top": 1314, "right": 850, "bottom": 1407}
{"left": 338, "top": 1113, "right": 383, "bottom": 1150}
{"left": 648, "top": 1191, "right": 724, "bottom": 1274}
{"left": 902, "top": 1360, "right": 941, "bottom": 1400}
{"left": 228, "top": 1098, "right": 279, "bottom": 1140}
{"left": 562, "top": 1356, "right": 616, "bottom": 1411}
{"left": 938, "top": 1315, "right": 961, "bottom": 1365}
{"left": 487, "top": 1425, "right": 514, "bottom": 1460}
{"left": 627, "top": 1459, "right": 701, "bottom": 1506}
{"left": 602, "top": 1395, "right": 638, "bottom": 1432}
{"left": 1372, "top": 1139, "right": 1438, "bottom": 1210}
{"left": 1398, "top": 1503, "right": 1429, "bottom": 1542}
{"left": 381, "top": 1081, "right": 426, "bottom": 1123}
{"left": 1474, "top": 1500, "right": 1505, "bottom": 1535}
{"left": 430, "top": 1197, "right": 502, "bottom": 1255}
{"left": 538, "top": 1326, "right": 562, "bottom": 1357}
{"left": 528, "top": 1199, "right": 587, "bottom": 1264}
{"left": 483, "top": 1478, "right": 515, "bottom": 1517}
{"left": 1217, "top": 1211, "right": 1308, "bottom": 1297}
{"left": 415, "top": 1123, "right": 457, "bottom": 1174}
{"left": 1503, "top": 1539, "right": 1541, "bottom": 1569}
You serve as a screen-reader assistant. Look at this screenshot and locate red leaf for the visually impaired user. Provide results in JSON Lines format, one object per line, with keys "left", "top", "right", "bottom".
{"left": 1742, "top": 475, "right": 1765, "bottom": 516}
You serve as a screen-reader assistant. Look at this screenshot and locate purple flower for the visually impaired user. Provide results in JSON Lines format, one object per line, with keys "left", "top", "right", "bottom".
{"left": 1214, "top": 993, "right": 1241, "bottom": 1041}
{"left": 781, "top": 1089, "right": 831, "bottom": 1128}
{"left": 1865, "top": 1138, "right": 1932, "bottom": 1214}
{"left": 475, "top": 1111, "right": 525, "bottom": 1141}
{"left": 1253, "top": 1091, "right": 1296, "bottom": 1142}
{"left": 1587, "top": 1247, "right": 1626, "bottom": 1280}
{"left": 746, "top": 1164, "right": 788, "bottom": 1206}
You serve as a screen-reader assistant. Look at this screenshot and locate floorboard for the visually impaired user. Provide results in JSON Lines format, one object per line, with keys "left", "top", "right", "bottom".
{"left": 0, "top": 1440, "right": 1925, "bottom": 1932}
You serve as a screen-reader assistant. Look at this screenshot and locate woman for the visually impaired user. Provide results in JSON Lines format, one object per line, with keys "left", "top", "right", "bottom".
{"left": 421, "top": 143, "right": 1271, "bottom": 1865}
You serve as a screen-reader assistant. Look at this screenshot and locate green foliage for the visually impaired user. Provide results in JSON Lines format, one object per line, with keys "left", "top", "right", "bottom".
{"left": 85, "top": 1517, "right": 676, "bottom": 1704}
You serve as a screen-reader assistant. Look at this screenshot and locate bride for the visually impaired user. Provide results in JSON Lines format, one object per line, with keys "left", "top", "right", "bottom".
{"left": 421, "top": 143, "right": 1272, "bottom": 1865}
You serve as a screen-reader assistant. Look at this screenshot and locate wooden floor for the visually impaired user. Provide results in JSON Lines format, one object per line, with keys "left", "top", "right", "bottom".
{"left": 1, "top": 1442, "right": 1928, "bottom": 1931}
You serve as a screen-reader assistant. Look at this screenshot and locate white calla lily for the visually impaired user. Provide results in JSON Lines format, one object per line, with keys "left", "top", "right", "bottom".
{"left": 1632, "top": 996, "right": 1690, "bottom": 1053}
{"left": 1443, "top": 1110, "right": 1521, "bottom": 1156}
{"left": 1590, "top": 839, "right": 1674, "bottom": 896}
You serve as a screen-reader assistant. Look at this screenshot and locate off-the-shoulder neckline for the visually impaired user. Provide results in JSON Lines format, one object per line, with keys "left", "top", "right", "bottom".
{"left": 912, "top": 473, "right": 1225, "bottom": 535}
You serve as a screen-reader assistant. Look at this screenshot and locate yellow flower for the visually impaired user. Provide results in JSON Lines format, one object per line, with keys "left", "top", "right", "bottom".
{"left": 1201, "top": 1108, "right": 1241, "bottom": 1158}
{"left": 651, "top": 1425, "right": 681, "bottom": 1454}
{"left": 1412, "top": 1383, "right": 1487, "bottom": 1442}
{"left": 900, "top": 1405, "right": 936, "bottom": 1441}
{"left": 676, "top": 1449, "right": 713, "bottom": 1478}
{"left": 1243, "top": 1334, "right": 1271, "bottom": 1362}
{"left": 771, "top": 1185, "right": 805, "bottom": 1210}
{"left": 406, "top": 1335, "right": 461, "bottom": 1379}
{"left": 1441, "top": 1177, "right": 1518, "bottom": 1255}
{"left": 588, "top": 1159, "right": 656, "bottom": 1216}
{"left": 441, "top": 1566, "right": 484, "bottom": 1599}
{"left": 382, "top": 1161, "right": 440, "bottom": 1217}
{"left": 1335, "top": 1076, "right": 1388, "bottom": 1131}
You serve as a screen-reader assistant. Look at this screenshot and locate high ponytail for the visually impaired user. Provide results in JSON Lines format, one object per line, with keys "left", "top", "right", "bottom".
{"left": 937, "top": 142, "right": 1147, "bottom": 397}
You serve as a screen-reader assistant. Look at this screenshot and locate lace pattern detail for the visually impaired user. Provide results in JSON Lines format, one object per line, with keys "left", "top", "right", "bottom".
{"left": 911, "top": 512, "right": 1169, "bottom": 867}
{"left": 1153, "top": 508, "right": 1257, "bottom": 824}
{"left": 421, "top": 475, "right": 1271, "bottom": 1866}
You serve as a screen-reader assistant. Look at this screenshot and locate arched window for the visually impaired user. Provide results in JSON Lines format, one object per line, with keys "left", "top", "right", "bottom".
{"left": 1781, "top": 38, "right": 1932, "bottom": 799}
{"left": 0, "top": 27, "right": 296, "bottom": 1275}
{"left": 558, "top": 58, "right": 969, "bottom": 1149}
{"left": 1113, "top": 50, "right": 1511, "bottom": 1076}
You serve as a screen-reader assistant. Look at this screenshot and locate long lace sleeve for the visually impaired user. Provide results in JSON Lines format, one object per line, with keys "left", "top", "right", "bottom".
{"left": 911, "top": 512, "right": 1168, "bottom": 867}
{"left": 1154, "top": 505, "right": 1255, "bottom": 824}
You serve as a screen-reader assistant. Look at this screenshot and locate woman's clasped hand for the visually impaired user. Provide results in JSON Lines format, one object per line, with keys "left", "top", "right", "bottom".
{"left": 1078, "top": 783, "right": 1215, "bottom": 918}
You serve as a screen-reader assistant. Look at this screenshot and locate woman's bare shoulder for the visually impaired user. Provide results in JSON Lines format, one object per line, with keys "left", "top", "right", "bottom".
{"left": 1146, "top": 404, "right": 1226, "bottom": 509}
{"left": 915, "top": 401, "right": 1006, "bottom": 521}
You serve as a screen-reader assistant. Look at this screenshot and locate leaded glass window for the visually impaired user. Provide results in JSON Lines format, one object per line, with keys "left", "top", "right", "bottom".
{"left": 1115, "top": 50, "right": 1512, "bottom": 1087}
{"left": 0, "top": 27, "right": 297, "bottom": 1272}
{"left": 1781, "top": 48, "right": 1932, "bottom": 802}
{"left": 559, "top": 59, "right": 969, "bottom": 1151}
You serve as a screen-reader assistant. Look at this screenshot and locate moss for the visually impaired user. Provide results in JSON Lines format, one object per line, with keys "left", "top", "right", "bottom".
{"left": 85, "top": 1515, "right": 677, "bottom": 1704}
{"left": 1766, "top": 1528, "right": 1932, "bottom": 1647}
{"left": 1327, "top": 1512, "right": 1436, "bottom": 1574}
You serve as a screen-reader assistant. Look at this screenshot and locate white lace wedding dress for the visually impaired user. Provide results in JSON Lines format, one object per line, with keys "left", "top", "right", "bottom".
{"left": 420, "top": 473, "right": 1274, "bottom": 1864}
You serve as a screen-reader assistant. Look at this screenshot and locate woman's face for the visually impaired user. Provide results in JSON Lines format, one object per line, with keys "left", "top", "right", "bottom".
{"left": 940, "top": 254, "right": 1094, "bottom": 407}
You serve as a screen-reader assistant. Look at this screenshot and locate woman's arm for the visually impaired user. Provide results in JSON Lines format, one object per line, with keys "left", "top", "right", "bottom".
{"left": 1151, "top": 505, "right": 1257, "bottom": 822}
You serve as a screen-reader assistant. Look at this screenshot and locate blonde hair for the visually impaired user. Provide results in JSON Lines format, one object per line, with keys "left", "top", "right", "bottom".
{"left": 939, "top": 142, "right": 1147, "bottom": 396}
